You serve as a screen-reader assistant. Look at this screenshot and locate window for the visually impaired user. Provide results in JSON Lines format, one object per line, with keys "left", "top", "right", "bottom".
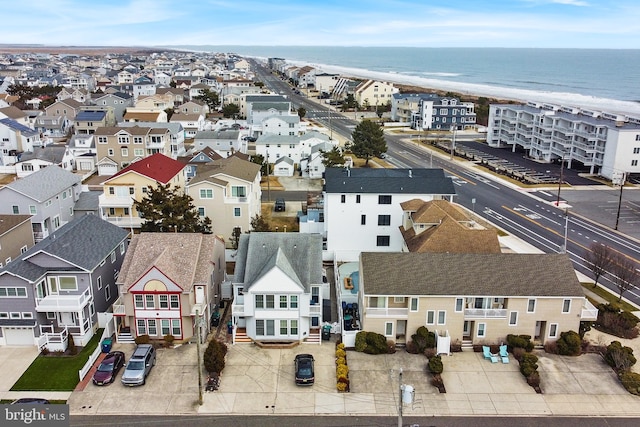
{"left": 53, "top": 216, "right": 60, "bottom": 229}
{"left": 477, "top": 323, "right": 486, "bottom": 338}
{"left": 378, "top": 195, "right": 392, "bottom": 204}
{"left": 134, "top": 148, "right": 144, "bottom": 156}
{"left": 385, "top": 322, "right": 393, "bottom": 336}
{"left": 105, "top": 285, "right": 111, "bottom": 300}
{"left": 356, "top": 195, "right": 361, "bottom": 203}
{"left": 455, "top": 298, "right": 464, "bottom": 312}
{"left": 376, "top": 235, "right": 390, "bottom": 246}
{"left": 172, "top": 319, "right": 181, "bottom": 336}
{"left": 199, "top": 189, "right": 213, "bottom": 199}
{"left": 0, "top": 312, "right": 7, "bottom": 319}
{"left": 509, "top": 311, "right": 518, "bottom": 326}
{"left": 410, "top": 298, "right": 418, "bottom": 312}
{"left": 280, "top": 320, "right": 288, "bottom": 335}
{"left": 108, "top": 148, "right": 114, "bottom": 156}
{"left": 378, "top": 215, "right": 391, "bottom": 226}
{"left": 97, "top": 276, "right": 102, "bottom": 290}
{"left": 170, "top": 295, "right": 179, "bottom": 309}
{"left": 161, "top": 319, "right": 170, "bottom": 335}
{"left": 255, "top": 295, "right": 264, "bottom": 308}
{"left": 137, "top": 319, "right": 147, "bottom": 336}
{"left": 111, "top": 251, "right": 116, "bottom": 263}
{"left": 426, "top": 310, "right": 435, "bottom": 325}
{"left": 10, "top": 312, "right": 21, "bottom": 319}
{"left": 46, "top": 312, "right": 56, "bottom": 319}
{"left": 147, "top": 319, "right": 157, "bottom": 336}
{"left": 145, "top": 294, "right": 155, "bottom": 309}
{"left": 549, "top": 323, "right": 558, "bottom": 338}
{"left": 231, "top": 186, "right": 246, "bottom": 197}
{"left": 198, "top": 207, "right": 205, "bottom": 217}
{"left": 159, "top": 295, "right": 168, "bottom": 308}
{"left": 256, "top": 319, "right": 264, "bottom": 335}
{"left": 527, "top": 299, "right": 536, "bottom": 313}
{"left": 394, "top": 297, "right": 405, "bottom": 303}
{"left": 21, "top": 246, "right": 28, "bottom": 254}
{"left": 632, "top": 160, "right": 638, "bottom": 166}
{"left": 120, "top": 242, "right": 125, "bottom": 255}
{"left": 12, "top": 205, "right": 19, "bottom": 214}
{"left": 29, "top": 205, "right": 37, "bottom": 214}
{"left": 266, "top": 295, "right": 274, "bottom": 309}
{"left": 121, "top": 147, "right": 129, "bottom": 157}
{"left": 634, "top": 147, "right": 640, "bottom": 154}
{"left": 280, "top": 295, "right": 288, "bottom": 309}
{"left": 437, "top": 310, "right": 446, "bottom": 325}
{"left": 562, "top": 299, "right": 571, "bottom": 313}
{"left": 59, "top": 277, "right": 77, "bottom": 291}
{"left": 134, "top": 295, "right": 143, "bottom": 309}
{"left": 290, "top": 319, "right": 298, "bottom": 335}
{"left": 22, "top": 312, "right": 33, "bottom": 319}
{"left": 290, "top": 295, "right": 298, "bottom": 309}
{"left": 340, "top": 194, "right": 345, "bottom": 203}
{"left": 361, "top": 215, "right": 366, "bottom": 225}
{"left": 234, "top": 207, "right": 241, "bottom": 217}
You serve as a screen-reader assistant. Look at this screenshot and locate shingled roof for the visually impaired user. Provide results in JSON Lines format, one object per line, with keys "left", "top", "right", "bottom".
{"left": 106, "top": 153, "right": 185, "bottom": 184}
{"left": 360, "top": 252, "right": 583, "bottom": 297}
{"left": 3, "top": 165, "right": 81, "bottom": 202}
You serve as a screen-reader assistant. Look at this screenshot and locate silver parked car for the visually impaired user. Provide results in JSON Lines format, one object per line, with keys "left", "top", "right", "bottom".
{"left": 121, "top": 344, "right": 155, "bottom": 386}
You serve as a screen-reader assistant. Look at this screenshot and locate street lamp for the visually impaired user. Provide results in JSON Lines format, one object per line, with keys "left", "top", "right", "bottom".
{"left": 614, "top": 171, "right": 627, "bottom": 230}
{"left": 450, "top": 125, "right": 456, "bottom": 160}
{"left": 556, "top": 152, "right": 568, "bottom": 207}
{"left": 561, "top": 209, "right": 569, "bottom": 254}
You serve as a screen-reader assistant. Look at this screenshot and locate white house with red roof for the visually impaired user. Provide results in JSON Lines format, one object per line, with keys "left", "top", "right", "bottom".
{"left": 98, "top": 153, "right": 186, "bottom": 231}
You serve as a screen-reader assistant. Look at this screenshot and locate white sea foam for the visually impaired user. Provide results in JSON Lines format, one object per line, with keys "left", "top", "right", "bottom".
{"left": 286, "top": 59, "right": 640, "bottom": 116}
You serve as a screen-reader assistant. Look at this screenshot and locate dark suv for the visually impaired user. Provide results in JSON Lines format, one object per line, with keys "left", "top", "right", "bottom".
{"left": 294, "top": 354, "right": 315, "bottom": 386}
{"left": 274, "top": 198, "right": 286, "bottom": 212}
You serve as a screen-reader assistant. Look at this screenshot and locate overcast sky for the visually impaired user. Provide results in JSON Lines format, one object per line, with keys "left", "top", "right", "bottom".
{"left": 3, "top": 0, "right": 639, "bottom": 48}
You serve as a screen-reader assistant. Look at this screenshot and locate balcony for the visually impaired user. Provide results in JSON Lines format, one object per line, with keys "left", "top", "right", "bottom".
{"left": 98, "top": 193, "right": 134, "bottom": 209}
{"left": 464, "top": 308, "right": 507, "bottom": 319}
{"left": 232, "top": 303, "right": 245, "bottom": 316}
{"left": 112, "top": 296, "right": 126, "bottom": 316}
{"left": 37, "top": 326, "right": 68, "bottom": 352}
{"left": 36, "top": 288, "right": 92, "bottom": 312}
{"left": 365, "top": 307, "right": 409, "bottom": 318}
{"left": 581, "top": 299, "right": 599, "bottom": 321}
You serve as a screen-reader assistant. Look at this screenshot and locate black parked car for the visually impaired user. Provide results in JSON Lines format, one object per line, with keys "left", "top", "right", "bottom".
{"left": 294, "top": 354, "right": 315, "bottom": 386}
{"left": 274, "top": 198, "right": 286, "bottom": 212}
{"left": 92, "top": 351, "right": 125, "bottom": 385}
{"left": 11, "top": 398, "right": 50, "bottom": 404}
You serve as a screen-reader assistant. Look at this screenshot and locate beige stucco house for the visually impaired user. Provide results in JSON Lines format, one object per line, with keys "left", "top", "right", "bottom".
{"left": 354, "top": 80, "right": 399, "bottom": 109}
{"left": 349, "top": 252, "right": 598, "bottom": 348}
{"left": 185, "top": 156, "right": 261, "bottom": 246}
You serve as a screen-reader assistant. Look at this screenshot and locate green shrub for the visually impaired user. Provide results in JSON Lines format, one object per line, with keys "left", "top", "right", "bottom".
{"left": 596, "top": 304, "right": 640, "bottom": 339}
{"left": 428, "top": 355, "right": 444, "bottom": 374}
{"left": 354, "top": 331, "right": 389, "bottom": 355}
{"left": 506, "top": 334, "right": 534, "bottom": 352}
{"left": 67, "top": 334, "right": 77, "bottom": 356}
{"left": 526, "top": 371, "right": 541, "bottom": 388}
{"left": 604, "top": 341, "right": 637, "bottom": 371}
{"left": 203, "top": 339, "right": 228, "bottom": 374}
{"left": 387, "top": 340, "right": 396, "bottom": 354}
{"left": 405, "top": 340, "right": 419, "bottom": 354}
{"left": 619, "top": 371, "right": 640, "bottom": 395}
{"left": 519, "top": 353, "right": 539, "bottom": 377}
{"left": 556, "top": 330, "right": 582, "bottom": 356}
{"left": 355, "top": 331, "right": 367, "bottom": 352}
{"left": 512, "top": 347, "right": 526, "bottom": 361}
{"left": 135, "top": 334, "right": 150, "bottom": 345}
{"left": 410, "top": 327, "right": 436, "bottom": 353}
{"left": 416, "top": 326, "right": 430, "bottom": 338}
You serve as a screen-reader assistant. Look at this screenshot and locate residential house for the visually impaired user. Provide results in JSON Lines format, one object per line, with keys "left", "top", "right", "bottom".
{"left": 34, "top": 115, "right": 66, "bottom": 138}
{"left": 16, "top": 146, "right": 71, "bottom": 177}
{"left": 354, "top": 80, "right": 399, "bottom": 109}
{"left": 0, "top": 118, "right": 42, "bottom": 164}
{"left": 300, "top": 141, "right": 335, "bottom": 179}
{"left": 113, "top": 232, "right": 226, "bottom": 344}
{"left": 323, "top": 167, "right": 456, "bottom": 261}
{"left": 56, "top": 87, "right": 90, "bottom": 103}
{"left": 91, "top": 92, "right": 133, "bottom": 122}
{"left": 170, "top": 112, "right": 205, "bottom": 138}
{"left": 193, "top": 129, "right": 243, "bottom": 157}
{"left": 44, "top": 99, "right": 84, "bottom": 132}
{"left": 118, "top": 121, "right": 185, "bottom": 158}
{"left": 314, "top": 73, "right": 340, "bottom": 96}
{"left": 0, "top": 214, "right": 129, "bottom": 349}
{"left": 66, "top": 134, "right": 97, "bottom": 172}
{"left": 122, "top": 110, "right": 167, "bottom": 123}
{"left": 261, "top": 115, "right": 301, "bottom": 137}
{"left": 273, "top": 156, "right": 295, "bottom": 177}
{"left": 0, "top": 165, "right": 81, "bottom": 242}
{"left": 0, "top": 214, "right": 34, "bottom": 268}
{"left": 0, "top": 106, "right": 29, "bottom": 127}
{"left": 98, "top": 153, "right": 186, "bottom": 231}
{"left": 413, "top": 95, "right": 476, "bottom": 130}
{"left": 231, "top": 233, "right": 325, "bottom": 344}
{"left": 399, "top": 199, "right": 501, "bottom": 254}
{"left": 354, "top": 252, "right": 599, "bottom": 348}
{"left": 74, "top": 109, "right": 115, "bottom": 134}
{"left": 185, "top": 155, "right": 261, "bottom": 243}
{"left": 176, "top": 100, "right": 209, "bottom": 116}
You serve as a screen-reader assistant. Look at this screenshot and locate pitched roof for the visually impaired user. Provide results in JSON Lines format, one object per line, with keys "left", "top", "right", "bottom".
{"left": 360, "top": 252, "right": 583, "bottom": 297}
{"left": 75, "top": 110, "right": 106, "bottom": 121}
{"left": 117, "top": 233, "right": 219, "bottom": 293}
{"left": 324, "top": 167, "right": 456, "bottom": 196}
{"left": 0, "top": 214, "right": 32, "bottom": 236}
{"left": 123, "top": 111, "right": 161, "bottom": 121}
{"left": 0, "top": 118, "right": 38, "bottom": 136}
{"left": 3, "top": 165, "right": 81, "bottom": 202}
{"left": 0, "top": 106, "right": 27, "bottom": 120}
{"left": 188, "top": 156, "right": 260, "bottom": 186}
{"left": 233, "top": 233, "right": 322, "bottom": 292}
{"left": 0, "top": 215, "right": 129, "bottom": 282}
{"left": 106, "top": 153, "right": 185, "bottom": 184}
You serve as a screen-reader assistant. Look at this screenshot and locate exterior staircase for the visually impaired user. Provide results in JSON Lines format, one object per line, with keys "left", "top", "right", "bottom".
{"left": 234, "top": 328, "right": 253, "bottom": 344}
{"left": 304, "top": 328, "right": 321, "bottom": 344}
{"left": 461, "top": 339, "right": 473, "bottom": 351}
{"left": 117, "top": 327, "right": 135, "bottom": 344}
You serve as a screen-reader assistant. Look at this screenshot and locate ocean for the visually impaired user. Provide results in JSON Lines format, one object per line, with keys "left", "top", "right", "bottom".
{"left": 172, "top": 46, "right": 640, "bottom": 115}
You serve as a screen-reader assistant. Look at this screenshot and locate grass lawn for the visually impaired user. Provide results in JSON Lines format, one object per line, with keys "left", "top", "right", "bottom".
{"left": 581, "top": 283, "right": 638, "bottom": 313}
{"left": 11, "top": 329, "right": 103, "bottom": 392}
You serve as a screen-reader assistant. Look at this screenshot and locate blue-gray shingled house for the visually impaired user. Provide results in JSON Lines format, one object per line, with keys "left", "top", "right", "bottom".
{"left": 0, "top": 165, "right": 82, "bottom": 242}
{"left": 0, "top": 214, "right": 129, "bottom": 350}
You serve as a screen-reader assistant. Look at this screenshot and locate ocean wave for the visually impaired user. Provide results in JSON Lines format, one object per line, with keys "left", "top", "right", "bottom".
{"left": 287, "top": 60, "right": 640, "bottom": 115}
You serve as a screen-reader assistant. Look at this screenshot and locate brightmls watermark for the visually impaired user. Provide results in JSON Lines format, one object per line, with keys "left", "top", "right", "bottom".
{"left": 3, "top": 404, "right": 68, "bottom": 426}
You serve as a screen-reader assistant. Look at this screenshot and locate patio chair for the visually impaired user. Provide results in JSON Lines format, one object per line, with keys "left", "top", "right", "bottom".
{"left": 482, "top": 346, "right": 499, "bottom": 363}
{"left": 499, "top": 345, "right": 510, "bottom": 364}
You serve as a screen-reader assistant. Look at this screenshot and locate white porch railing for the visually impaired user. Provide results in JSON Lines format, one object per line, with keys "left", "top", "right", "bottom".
{"left": 35, "top": 287, "right": 93, "bottom": 312}
{"left": 232, "top": 304, "right": 244, "bottom": 316}
{"left": 112, "top": 297, "right": 126, "bottom": 316}
{"left": 365, "top": 307, "right": 409, "bottom": 318}
{"left": 581, "top": 300, "right": 599, "bottom": 320}
{"left": 37, "top": 326, "right": 69, "bottom": 352}
{"left": 464, "top": 308, "right": 508, "bottom": 319}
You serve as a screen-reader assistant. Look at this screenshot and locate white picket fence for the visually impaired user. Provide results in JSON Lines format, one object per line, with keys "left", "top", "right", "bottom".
{"left": 78, "top": 316, "right": 115, "bottom": 381}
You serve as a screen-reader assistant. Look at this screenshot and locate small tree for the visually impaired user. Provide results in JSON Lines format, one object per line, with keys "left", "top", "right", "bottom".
{"left": 250, "top": 214, "right": 270, "bottom": 232}
{"left": 610, "top": 253, "right": 640, "bottom": 301}
{"left": 194, "top": 88, "right": 220, "bottom": 111}
{"left": 230, "top": 226, "right": 242, "bottom": 250}
{"left": 203, "top": 339, "right": 228, "bottom": 374}
{"left": 556, "top": 330, "right": 582, "bottom": 356}
{"left": 134, "top": 182, "right": 211, "bottom": 233}
{"left": 297, "top": 107, "right": 306, "bottom": 119}
{"left": 349, "top": 120, "right": 387, "bottom": 166}
{"left": 584, "top": 243, "right": 614, "bottom": 288}
{"left": 320, "top": 146, "right": 345, "bottom": 168}
{"left": 222, "top": 103, "right": 240, "bottom": 118}
{"left": 164, "top": 107, "right": 175, "bottom": 121}
{"left": 67, "top": 334, "right": 77, "bottom": 355}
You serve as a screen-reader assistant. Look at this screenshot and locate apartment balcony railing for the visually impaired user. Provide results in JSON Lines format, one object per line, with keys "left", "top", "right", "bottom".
{"left": 365, "top": 307, "right": 409, "bottom": 318}
{"left": 112, "top": 296, "right": 126, "bottom": 316}
{"left": 101, "top": 216, "right": 144, "bottom": 228}
{"left": 37, "top": 326, "right": 68, "bottom": 352}
{"left": 581, "top": 300, "right": 599, "bottom": 321}
{"left": 35, "top": 287, "right": 92, "bottom": 312}
{"left": 464, "top": 308, "right": 507, "bottom": 319}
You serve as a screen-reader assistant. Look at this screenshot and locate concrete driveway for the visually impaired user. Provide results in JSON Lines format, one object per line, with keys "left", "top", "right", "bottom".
{"left": 68, "top": 342, "right": 200, "bottom": 415}
{"left": 0, "top": 346, "right": 40, "bottom": 401}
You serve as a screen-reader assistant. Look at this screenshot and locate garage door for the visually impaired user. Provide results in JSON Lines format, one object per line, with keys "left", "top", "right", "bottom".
{"left": 3, "top": 327, "right": 34, "bottom": 346}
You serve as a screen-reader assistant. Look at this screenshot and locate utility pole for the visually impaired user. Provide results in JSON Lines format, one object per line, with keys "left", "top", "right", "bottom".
{"left": 562, "top": 209, "right": 569, "bottom": 253}
{"left": 266, "top": 150, "right": 270, "bottom": 202}
{"left": 450, "top": 126, "right": 456, "bottom": 160}
{"left": 556, "top": 154, "right": 566, "bottom": 206}
{"left": 196, "top": 309, "right": 203, "bottom": 405}
{"left": 397, "top": 368, "right": 403, "bottom": 427}
{"left": 615, "top": 172, "right": 626, "bottom": 230}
